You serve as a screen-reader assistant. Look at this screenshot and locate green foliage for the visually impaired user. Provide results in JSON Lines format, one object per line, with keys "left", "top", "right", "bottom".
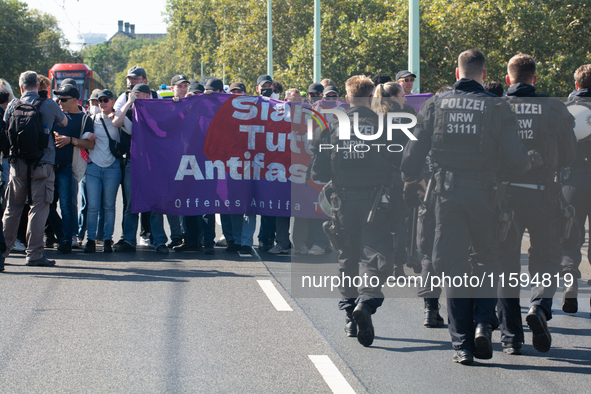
{"left": 0, "top": 0, "right": 71, "bottom": 94}
{"left": 80, "top": 36, "right": 164, "bottom": 92}
{"left": 119, "top": 0, "right": 591, "bottom": 96}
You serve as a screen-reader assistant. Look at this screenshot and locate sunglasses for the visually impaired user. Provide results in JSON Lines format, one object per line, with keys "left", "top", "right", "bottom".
{"left": 58, "top": 97, "right": 74, "bottom": 102}
{"left": 230, "top": 89, "right": 244, "bottom": 94}
{"left": 324, "top": 95, "right": 338, "bottom": 100}
{"left": 99, "top": 98, "right": 111, "bottom": 103}
{"left": 399, "top": 78, "right": 415, "bottom": 83}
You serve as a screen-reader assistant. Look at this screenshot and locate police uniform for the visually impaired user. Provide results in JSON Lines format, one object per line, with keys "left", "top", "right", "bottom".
{"left": 561, "top": 87, "right": 591, "bottom": 312}
{"left": 401, "top": 78, "right": 531, "bottom": 363}
{"left": 415, "top": 150, "right": 444, "bottom": 327}
{"left": 311, "top": 105, "right": 396, "bottom": 347}
{"left": 498, "top": 83, "right": 576, "bottom": 354}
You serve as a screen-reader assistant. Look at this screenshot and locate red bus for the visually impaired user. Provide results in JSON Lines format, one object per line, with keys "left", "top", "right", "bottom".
{"left": 48, "top": 63, "right": 106, "bottom": 106}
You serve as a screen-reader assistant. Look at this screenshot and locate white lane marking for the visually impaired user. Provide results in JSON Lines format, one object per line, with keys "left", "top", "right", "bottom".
{"left": 257, "top": 280, "right": 293, "bottom": 311}
{"left": 309, "top": 355, "right": 356, "bottom": 394}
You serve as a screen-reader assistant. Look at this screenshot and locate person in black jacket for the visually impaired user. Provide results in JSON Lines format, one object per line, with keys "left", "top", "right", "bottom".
{"left": 497, "top": 54, "right": 576, "bottom": 355}
{"left": 560, "top": 63, "right": 591, "bottom": 316}
{"left": 401, "top": 49, "right": 534, "bottom": 365}
{"left": 311, "top": 75, "right": 397, "bottom": 347}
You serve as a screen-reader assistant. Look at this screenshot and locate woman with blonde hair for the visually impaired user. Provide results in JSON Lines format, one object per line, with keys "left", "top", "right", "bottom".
{"left": 371, "top": 82, "right": 406, "bottom": 114}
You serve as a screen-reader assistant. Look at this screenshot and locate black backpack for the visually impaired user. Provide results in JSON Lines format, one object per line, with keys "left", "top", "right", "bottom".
{"left": 7, "top": 98, "right": 49, "bottom": 163}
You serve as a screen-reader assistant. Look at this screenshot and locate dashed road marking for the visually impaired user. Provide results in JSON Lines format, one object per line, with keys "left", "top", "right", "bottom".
{"left": 257, "top": 280, "right": 293, "bottom": 311}
{"left": 309, "top": 355, "right": 356, "bottom": 394}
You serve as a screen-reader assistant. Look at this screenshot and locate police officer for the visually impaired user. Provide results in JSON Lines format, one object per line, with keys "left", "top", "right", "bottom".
{"left": 311, "top": 75, "right": 396, "bottom": 347}
{"left": 498, "top": 54, "right": 576, "bottom": 355}
{"left": 401, "top": 49, "right": 534, "bottom": 364}
{"left": 561, "top": 64, "right": 591, "bottom": 314}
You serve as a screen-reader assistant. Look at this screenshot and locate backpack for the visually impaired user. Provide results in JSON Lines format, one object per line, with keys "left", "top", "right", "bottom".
{"left": 7, "top": 98, "right": 49, "bottom": 163}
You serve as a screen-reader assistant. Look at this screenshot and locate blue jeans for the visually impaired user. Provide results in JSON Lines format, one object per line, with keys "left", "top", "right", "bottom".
{"left": 150, "top": 213, "right": 169, "bottom": 248}
{"left": 56, "top": 164, "right": 75, "bottom": 241}
{"left": 221, "top": 214, "right": 243, "bottom": 244}
{"left": 78, "top": 175, "right": 104, "bottom": 240}
{"left": 167, "top": 215, "right": 183, "bottom": 240}
{"left": 241, "top": 215, "right": 257, "bottom": 247}
{"left": 86, "top": 160, "right": 122, "bottom": 241}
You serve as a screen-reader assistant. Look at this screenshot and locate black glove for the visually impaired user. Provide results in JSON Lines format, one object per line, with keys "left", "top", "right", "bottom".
{"left": 403, "top": 182, "right": 423, "bottom": 208}
{"left": 528, "top": 150, "right": 544, "bottom": 171}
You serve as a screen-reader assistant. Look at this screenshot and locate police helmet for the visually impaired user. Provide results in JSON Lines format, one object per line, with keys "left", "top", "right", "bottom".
{"left": 568, "top": 104, "right": 591, "bottom": 141}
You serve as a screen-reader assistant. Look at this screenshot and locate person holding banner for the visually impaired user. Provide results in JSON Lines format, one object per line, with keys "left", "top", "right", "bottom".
{"left": 84, "top": 90, "right": 131, "bottom": 253}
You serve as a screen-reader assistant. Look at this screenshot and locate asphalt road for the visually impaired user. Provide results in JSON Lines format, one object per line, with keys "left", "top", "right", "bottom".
{"left": 1, "top": 216, "right": 590, "bottom": 393}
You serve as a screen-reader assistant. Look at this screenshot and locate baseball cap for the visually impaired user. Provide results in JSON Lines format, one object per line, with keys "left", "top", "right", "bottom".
{"left": 229, "top": 82, "right": 246, "bottom": 92}
{"left": 97, "top": 89, "right": 114, "bottom": 100}
{"left": 308, "top": 83, "right": 324, "bottom": 94}
{"left": 171, "top": 74, "right": 190, "bottom": 86}
{"left": 131, "top": 83, "right": 151, "bottom": 95}
{"left": 257, "top": 74, "right": 273, "bottom": 87}
{"left": 395, "top": 70, "right": 417, "bottom": 81}
{"left": 53, "top": 84, "right": 80, "bottom": 100}
{"left": 324, "top": 86, "right": 339, "bottom": 95}
{"left": 60, "top": 78, "right": 77, "bottom": 88}
{"left": 89, "top": 91, "right": 99, "bottom": 101}
{"left": 189, "top": 81, "right": 205, "bottom": 93}
{"left": 127, "top": 66, "right": 147, "bottom": 79}
{"left": 204, "top": 78, "right": 224, "bottom": 92}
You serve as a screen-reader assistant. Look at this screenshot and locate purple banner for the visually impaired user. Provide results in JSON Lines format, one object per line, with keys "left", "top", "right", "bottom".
{"left": 131, "top": 93, "right": 325, "bottom": 218}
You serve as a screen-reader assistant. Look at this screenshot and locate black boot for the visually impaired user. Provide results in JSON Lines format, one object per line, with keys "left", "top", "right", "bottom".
{"left": 474, "top": 323, "right": 493, "bottom": 359}
{"left": 345, "top": 309, "right": 357, "bottom": 337}
{"left": 424, "top": 298, "right": 444, "bottom": 327}
{"left": 562, "top": 279, "right": 578, "bottom": 313}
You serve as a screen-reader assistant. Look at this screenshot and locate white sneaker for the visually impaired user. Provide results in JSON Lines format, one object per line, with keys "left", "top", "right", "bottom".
{"left": 268, "top": 244, "right": 289, "bottom": 254}
{"left": 13, "top": 239, "right": 26, "bottom": 252}
{"left": 294, "top": 246, "right": 309, "bottom": 254}
{"left": 71, "top": 236, "right": 79, "bottom": 248}
{"left": 139, "top": 233, "right": 152, "bottom": 247}
{"left": 215, "top": 237, "right": 227, "bottom": 247}
{"left": 308, "top": 245, "right": 325, "bottom": 255}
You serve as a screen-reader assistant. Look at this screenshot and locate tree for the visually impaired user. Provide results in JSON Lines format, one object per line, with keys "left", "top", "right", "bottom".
{"left": 80, "top": 36, "right": 164, "bottom": 92}
{"left": 124, "top": 0, "right": 591, "bottom": 96}
{"left": 0, "top": 0, "right": 70, "bottom": 93}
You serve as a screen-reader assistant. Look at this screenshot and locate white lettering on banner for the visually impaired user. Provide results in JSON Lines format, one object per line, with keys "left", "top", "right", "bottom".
{"left": 231, "top": 96, "right": 259, "bottom": 120}
{"left": 231, "top": 95, "right": 291, "bottom": 123}
{"left": 266, "top": 132, "right": 286, "bottom": 152}
{"left": 174, "top": 153, "right": 306, "bottom": 182}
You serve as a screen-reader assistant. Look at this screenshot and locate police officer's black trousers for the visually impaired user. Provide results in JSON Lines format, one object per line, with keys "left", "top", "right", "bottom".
{"left": 416, "top": 206, "right": 441, "bottom": 299}
{"left": 432, "top": 187, "right": 499, "bottom": 351}
{"left": 497, "top": 187, "right": 561, "bottom": 345}
{"left": 336, "top": 198, "right": 394, "bottom": 314}
{"left": 561, "top": 171, "right": 591, "bottom": 279}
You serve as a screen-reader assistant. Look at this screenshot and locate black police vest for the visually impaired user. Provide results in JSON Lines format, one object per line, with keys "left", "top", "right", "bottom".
{"left": 504, "top": 97, "right": 554, "bottom": 182}
{"left": 431, "top": 93, "right": 498, "bottom": 173}
{"left": 329, "top": 113, "right": 393, "bottom": 189}
{"left": 566, "top": 99, "right": 591, "bottom": 169}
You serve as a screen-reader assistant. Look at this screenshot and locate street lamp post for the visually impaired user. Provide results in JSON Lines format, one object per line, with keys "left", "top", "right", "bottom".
{"left": 314, "top": 0, "right": 321, "bottom": 82}
{"left": 267, "top": 0, "right": 273, "bottom": 78}
{"left": 408, "top": 0, "right": 420, "bottom": 93}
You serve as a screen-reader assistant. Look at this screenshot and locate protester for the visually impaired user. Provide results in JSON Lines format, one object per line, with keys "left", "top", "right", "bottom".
{"left": 84, "top": 90, "right": 130, "bottom": 253}
{"left": 3, "top": 71, "right": 67, "bottom": 266}
{"left": 52, "top": 84, "right": 96, "bottom": 253}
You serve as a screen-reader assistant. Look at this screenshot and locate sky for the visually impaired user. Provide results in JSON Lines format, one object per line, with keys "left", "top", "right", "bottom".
{"left": 22, "top": 0, "right": 169, "bottom": 50}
